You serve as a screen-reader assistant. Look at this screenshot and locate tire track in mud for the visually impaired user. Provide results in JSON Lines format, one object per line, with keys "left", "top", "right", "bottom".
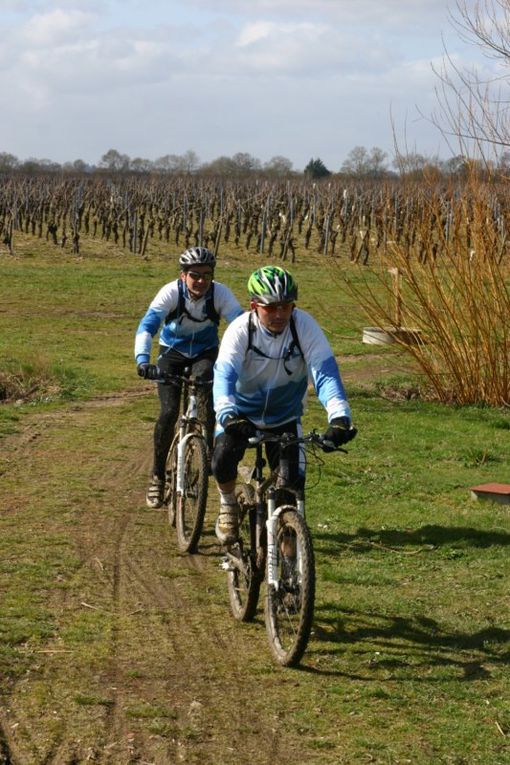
{"left": 100, "top": 510, "right": 132, "bottom": 760}
{"left": 0, "top": 394, "right": 147, "bottom": 765}
{"left": 80, "top": 493, "right": 299, "bottom": 765}
{"left": 0, "top": 722, "right": 14, "bottom": 765}
{"left": 0, "top": 391, "right": 308, "bottom": 765}
{"left": 115, "top": 541, "right": 298, "bottom": 765}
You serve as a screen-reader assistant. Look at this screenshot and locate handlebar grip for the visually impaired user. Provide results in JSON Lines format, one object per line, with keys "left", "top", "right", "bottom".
{"left": 318, "top": 435, "right": 348, "bottom": 453}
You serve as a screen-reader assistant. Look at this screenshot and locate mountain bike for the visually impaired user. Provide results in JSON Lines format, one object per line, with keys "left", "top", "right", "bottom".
{"left": 159, "top": 368, "right": 211, "bottom": 553}
{"left": 220, "top": 430, "right": 344, "bottom": 667}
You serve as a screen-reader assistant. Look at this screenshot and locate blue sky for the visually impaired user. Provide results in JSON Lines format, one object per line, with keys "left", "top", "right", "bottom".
{"left": 0, "top": 0, "right": 485, "bottom": 170}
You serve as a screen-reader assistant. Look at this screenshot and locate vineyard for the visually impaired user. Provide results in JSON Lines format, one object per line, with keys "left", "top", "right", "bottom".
{"left": 1, "top": 173, "right": 509, "bottom": 265}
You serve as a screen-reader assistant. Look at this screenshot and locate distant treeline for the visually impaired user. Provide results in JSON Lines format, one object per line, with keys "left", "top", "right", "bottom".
{"left": 1, "top": 146, "right": 507, "bottom": 181}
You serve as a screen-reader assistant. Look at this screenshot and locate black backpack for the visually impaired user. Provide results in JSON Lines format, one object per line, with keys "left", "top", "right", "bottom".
{"left": 165, "top": 279, "right": 220, "bottom": 326}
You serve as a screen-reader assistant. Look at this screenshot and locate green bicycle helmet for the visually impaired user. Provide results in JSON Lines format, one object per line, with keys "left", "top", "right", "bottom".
{"left": 247, "top": 266, "right": 298, "bottom": 304}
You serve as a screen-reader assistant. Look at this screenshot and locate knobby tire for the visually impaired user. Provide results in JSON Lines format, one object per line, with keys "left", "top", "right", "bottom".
{"left": 265, "top": 508, "right": 315, "bottom": 667}
{"left": 176, "top": 434, "right": 208, "bottom": 553}
{"left": 227, "top": 488, "right": 261, "bottom": 621}
{"left": 164, "top": 437, "right": 179, "bottom": 528}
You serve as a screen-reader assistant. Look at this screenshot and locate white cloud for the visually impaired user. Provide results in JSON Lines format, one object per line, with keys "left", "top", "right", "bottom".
{"left": 186, "top": 0, "right": 451, "bottom": 29}
{"left": 22, "top": 8, "right": 96, "bottom": 45}
{"left": 236, "top": 20, "right": 274, "bottom": 47}
{"left": 0, "top": 0, "right": 34, "bottom": 9}
{"left": 230, "top": 19, "right": 399, "bottom": 77}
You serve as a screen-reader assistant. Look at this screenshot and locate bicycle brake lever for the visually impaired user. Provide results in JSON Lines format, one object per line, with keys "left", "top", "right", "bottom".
{"left": 319, "top": 437, "right": 348, "bottom": 453}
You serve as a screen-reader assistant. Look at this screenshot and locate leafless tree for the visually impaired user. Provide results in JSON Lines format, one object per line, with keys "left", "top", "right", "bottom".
{"left": 432, "top": 0, "right": 510, "bottom": 164}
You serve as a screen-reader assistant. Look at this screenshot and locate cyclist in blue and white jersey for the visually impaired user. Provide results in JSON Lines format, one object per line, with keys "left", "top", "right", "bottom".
{"left": 212, "top": 265, "right": 357, "bottom": 544}
{"left": 135, "top": 246, "right": 243, "bottom": 509}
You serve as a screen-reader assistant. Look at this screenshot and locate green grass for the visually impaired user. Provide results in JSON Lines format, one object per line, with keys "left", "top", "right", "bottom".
{"left": 291, "top": 394, "right": 510, "bottom": 761}
{"left": 0, "top": 233, "right": 509, "bottom": 763}
{"left": 0, "top": 231, "right": 372, "bottom": 407}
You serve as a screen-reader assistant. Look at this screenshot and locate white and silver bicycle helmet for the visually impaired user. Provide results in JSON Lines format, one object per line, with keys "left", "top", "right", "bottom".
{"left": 179, "top": 246, "right": 216, "bottom": 269}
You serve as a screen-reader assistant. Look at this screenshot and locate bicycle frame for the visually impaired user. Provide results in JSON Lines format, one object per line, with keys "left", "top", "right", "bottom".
{"left": 223, "top": 429, "right": 348, "bottom": 666}
{"left": 223, "top": 429, "right": 347, "bottom": 666}
{"left": 237, "top": 435, "right": 306, "bottom": 590}
{"left": 159, "top": 367, "right": 211, "bottom": 554}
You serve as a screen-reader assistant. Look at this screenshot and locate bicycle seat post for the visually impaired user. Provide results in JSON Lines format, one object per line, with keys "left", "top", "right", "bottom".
{"left": 254, "top": 443, "right": 265, "bottom": 482}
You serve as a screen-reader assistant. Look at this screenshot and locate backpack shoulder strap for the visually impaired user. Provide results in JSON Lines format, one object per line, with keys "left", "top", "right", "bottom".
{"left": 247, "top": 310, "right": 257, "bottom": 354}
{"left": 247, "top": 310, "right": 268, "bottom": 358}
{"left": 289, "top": 314, "right": 304, "bottom": 359}
{"left": 205, "top": 282, "right": 220, "bottom": 326}
{"left": 164, "top": 279, "right": 185, "bottom": 324}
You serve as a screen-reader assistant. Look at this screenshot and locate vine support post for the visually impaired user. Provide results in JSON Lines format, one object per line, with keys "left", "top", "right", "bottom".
{"left": 388, "top": 266, "right": 402, "bottom": 327}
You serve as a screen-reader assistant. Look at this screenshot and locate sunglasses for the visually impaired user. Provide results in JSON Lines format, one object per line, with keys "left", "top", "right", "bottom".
{"left": 187, "top": 271, "right": 213, "bottom": 281}
{"left": 256, "top": 302, "right": 294, "bottom": 313}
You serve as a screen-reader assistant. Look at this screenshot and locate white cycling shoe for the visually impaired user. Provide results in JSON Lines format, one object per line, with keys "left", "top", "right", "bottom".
{"left": 146, "top": 475, "right": 164, "bottom": 509}
{"left": 215, "top": 504, "right": 240, "bottom": 544}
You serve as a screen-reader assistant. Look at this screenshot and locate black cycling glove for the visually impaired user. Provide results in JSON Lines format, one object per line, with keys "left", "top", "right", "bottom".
{"left": 322, "top": 417, "right": 357, "bottom": 452}
{"left": 223, "top": 415, "right": 257, "bottom": 440}
{"left": 137, "top": 362, "right": 160, "bottom": 380}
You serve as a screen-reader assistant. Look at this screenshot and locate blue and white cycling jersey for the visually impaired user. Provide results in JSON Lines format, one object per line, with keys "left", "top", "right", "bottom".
{"left": 134, "top": 279, "right": 243, "bottom": 363}
{"left": 213, "top": 308, "right": 351, "bottom": 430}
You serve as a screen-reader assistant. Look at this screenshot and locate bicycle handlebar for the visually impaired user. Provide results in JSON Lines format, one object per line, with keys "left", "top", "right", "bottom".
{"left": 247, "top": 429, "right": 347, "bottom": 453}
{"left": 153, "top": 367, "right": 213, "bottom": 387}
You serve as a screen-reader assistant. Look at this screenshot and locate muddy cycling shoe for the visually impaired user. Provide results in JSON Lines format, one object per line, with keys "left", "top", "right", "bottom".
{"left": 215, "top": 504, "right": 240, "bottom": 544}
{"left": 146, "top": 475, "right": 165, "bottom": 509}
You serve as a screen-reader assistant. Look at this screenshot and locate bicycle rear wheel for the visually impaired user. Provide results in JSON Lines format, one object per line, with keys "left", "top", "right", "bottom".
{"left": 164, "top": 437, "right": 178, "bottom": 528}
{"left": 265, "top": 508, "right": 315, "bottom": 667}
{"left": 226, "top": 487, "right": 261, "bottom": 621}
{"left": 176, "top": 434, "right": 208, "bottom": 553}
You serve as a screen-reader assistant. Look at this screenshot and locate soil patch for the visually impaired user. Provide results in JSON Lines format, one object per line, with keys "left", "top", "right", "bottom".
{"left": 0, "top": 392, "right": 335, "bottom": 765}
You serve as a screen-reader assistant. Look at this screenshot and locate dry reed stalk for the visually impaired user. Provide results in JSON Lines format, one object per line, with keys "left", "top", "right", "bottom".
{"left": 343, "top": 178, "right": 510, "bottom": 407}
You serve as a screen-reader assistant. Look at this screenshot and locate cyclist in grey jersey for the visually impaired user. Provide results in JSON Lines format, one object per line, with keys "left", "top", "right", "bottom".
{"left": 134, "top": 246, "right": 243, "bottom": 509}
{"left": 211, "top": 265, "right": 357, "bottom": 544}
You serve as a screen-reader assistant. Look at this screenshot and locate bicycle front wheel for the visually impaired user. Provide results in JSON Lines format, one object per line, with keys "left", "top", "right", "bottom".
{"left": 176, "top": 434, "right": 208, "bottom": 553}
{"left": 265, "top": 508, "right": 315, "bottom": 667}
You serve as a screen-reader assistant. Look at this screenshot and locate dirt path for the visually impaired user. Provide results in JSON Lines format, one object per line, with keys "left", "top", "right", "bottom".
{"left": 0, "top": 393, "right": 327, "bottom": 765}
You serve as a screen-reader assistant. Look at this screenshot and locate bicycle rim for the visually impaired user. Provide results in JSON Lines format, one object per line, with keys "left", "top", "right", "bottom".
{"left": 264, "top": 509, "right": 315, "bottom": 667}
{"left": 164, "top": 438, "right": 178, "bottom": 529}
{"left": 227, "top": 501, "right": 260, "bottom": 621}
{"left": 176, "top": 435, "right": 208, "bottom": 553}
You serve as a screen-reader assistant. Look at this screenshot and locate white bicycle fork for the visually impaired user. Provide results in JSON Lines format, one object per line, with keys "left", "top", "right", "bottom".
{"left": 266, "top": 496, "right": 305, "bottom": 589}
{"left": 175, "top": 392, "right": 199, "bottom": 496}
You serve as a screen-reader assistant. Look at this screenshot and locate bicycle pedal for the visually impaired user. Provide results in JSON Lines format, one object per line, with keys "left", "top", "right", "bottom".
{"left": 220, "top": 556, "right": 235, "bottom": 572}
